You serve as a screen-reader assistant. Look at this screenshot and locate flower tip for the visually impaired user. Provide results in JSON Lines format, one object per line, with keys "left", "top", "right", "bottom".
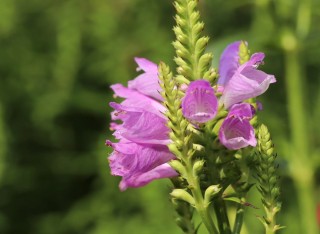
{"left": 270, "top": 75, "right": 277, "bottom": 83}
{"left": 134, "top": 57, "right": 157, "bottom": 72}
{"left": 119, "top": 181, "right": 128, "bottom": 191}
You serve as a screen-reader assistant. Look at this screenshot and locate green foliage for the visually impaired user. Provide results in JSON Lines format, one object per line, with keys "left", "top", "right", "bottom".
{"left": 256, "top": 124, "right": 283, "bottom": 233}
{"left": 173, "top": 0, "right": 216, "bottom": 82}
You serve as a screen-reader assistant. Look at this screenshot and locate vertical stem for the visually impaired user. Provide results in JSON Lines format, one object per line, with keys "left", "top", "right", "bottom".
{"left": 233, "top": 204, "right": 244, "bottom": 234}
{"left": 284, "top": 47, "right": 318, "bottom": 234}
{"left": 296, "top": 0, "right": 311, "bottom": 39}
{"left": 282, "top": 0, "right": 315, "bottom": 231}
{"left": 0, "top": 103, "right": 6, "bottom": 184}
{"left": 186, "top": 163, "right": 219, "bottom": 234}
{"left": 214, "top": 199, "right": 232, "bottom": 234}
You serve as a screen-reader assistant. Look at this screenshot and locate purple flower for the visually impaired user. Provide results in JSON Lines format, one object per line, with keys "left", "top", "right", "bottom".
{"left": 218, "top": 41, "right": 242, "bottom": 86}
{"left": 219, "top": 103, "right": 257, "bottom": 150}
{"left": 219, "top": 41, "right": 276, "bottom": 108}
{"left": 182, "top": 80, "right": 218, "bottom": 123}
{"left": 227, "top": 102, "right": 253, "bottom": 119}
{"left": 107, "top": 140, "right": 177, "bottom": 191}
{"left": 128, "top": 57, "right": 163, "bottom": 101}
{"left": 110, "top": 102, "right": 170, "bottom": 145}
{"left": 108, "top": 58, "right": 178, "bottom": 190}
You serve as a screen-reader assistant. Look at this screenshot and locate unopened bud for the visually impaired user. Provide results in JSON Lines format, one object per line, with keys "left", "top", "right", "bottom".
{"left": 204, "top": 185, "right": 221, "bottom": 206}
{"left": 192, "top": 160, "right": 205, "bottom": 176}
{"left": 168, "top": 144, "right": 182, "bottom": 158}
{"left": 171, "top": 189, "right": 195, "bottom": 206}
{"left": 169, "top": 160, "right": 186, "bottom": 178}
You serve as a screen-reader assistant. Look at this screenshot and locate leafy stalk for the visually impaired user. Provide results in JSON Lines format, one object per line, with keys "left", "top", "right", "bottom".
{"left": 159, "top": 63, "right": 218, "bottom": 234}
{"left": 173, "top": 0, "right": 216, "bottom": 83}
{"left": 256, "top": 124, "right": 283, "bottom": 234}
{"left": 171, "top": 177, "right": 197, "bottom": 234}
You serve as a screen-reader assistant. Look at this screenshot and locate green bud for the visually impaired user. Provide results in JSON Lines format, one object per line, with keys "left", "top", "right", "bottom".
{"left": 171, "top": 189, "right": 195, "bottom": 206}
{"left": 176, "top": 16, "right": 186, "bottom": 27}
{"left": 175, "top": 75, "right": 190, "bottom": 85}
{"left": 174, "top": 2, "right": 184, "bottom": 14}
{"left": 239, "top": 41, "right": 250, "bottom": 65}
{"left": 192, "top": 143, "right": 204, "bottom": 152}
{"left": 198, "top": 53, "right": 213, "bottom": 70}
{"left": 204, "top": 185, "right": 221, "bottom": 206}
{"left": 168, "top": 144, "right": 182, "bottom": 158}
{"left": 180, "top": 119, "right": 188, "bottom": 130}
{"left": 174, "top": 56, "right": 188, "bottom": 68}
{"left": 192, "top": 160, "right": 205, "bottom": 176}
{"left": 170, "top": 160, "right": 186, "bottom": 178}
{"left": 195, "top": 37, "right": 209, "bottom": 53}
{"left": 193, "top": 22, "right": 204, "bottom": 35}
{"left": 190, "top": 12, "right": 200, "bottom": 24}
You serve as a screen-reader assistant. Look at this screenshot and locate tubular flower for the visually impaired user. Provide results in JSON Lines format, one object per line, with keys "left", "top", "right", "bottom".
{"left": 182, "top": 80, "right": 218, "bottom": 123}
{"left": 108, "top": 58, "right": 178, "bottom": 191}
{"left": 128, "top": 57, "right": 163, "bottom": 101}
{"left": 219, "top": 41, "right": 276, "bottom": 109}
{"left": 218, "top": 41, "right": 242, "bottom": 86}
{"left": 219, "top": 103, "right": 257, "bottom": 150}
{"left": 107, "top": 141, "right": 176, "bottom": 191}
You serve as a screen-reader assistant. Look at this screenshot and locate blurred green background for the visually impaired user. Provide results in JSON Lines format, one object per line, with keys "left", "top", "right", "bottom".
{"left": 0, "top": 0, "right": 319, "bottom": 233}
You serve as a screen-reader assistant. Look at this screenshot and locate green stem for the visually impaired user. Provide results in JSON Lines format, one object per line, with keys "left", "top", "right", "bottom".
{"left": 214, "top": 199, "right": 232, "bottom": 234}
{"left": 296, "top": 0, "right": 311, "bottom": 39}
{"left": 265, "top": 206, "right": 277, "bottom": 234}
{"left": 291, "top": 162, "right": 317, "bottom": 234}
{"left": 233, "top": 204, "right": 244, "bottom": 234}
{"left": 284, "top": 45, "right": 318, "bottom": 234}
{"left": 186, "top": 163, "right": 219, "bottom": 234}
{"left": 0, "top": 103, "right": 6, "bottom": 184}
{"left": 171, "top": 178, "right": 197, "bottom": 234}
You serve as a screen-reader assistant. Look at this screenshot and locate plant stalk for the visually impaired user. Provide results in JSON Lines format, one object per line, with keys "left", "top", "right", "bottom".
{"left": 186, "top": 163, "right": 219, "bottom": 234}
{"left": 284, "top": 46, "right": 318, "bottom": 234}
{"left": 214, "top": 198, "right": 232, "bottom": 234}
{"left": 233, "top": 204, "right": 244, "bottom": 234}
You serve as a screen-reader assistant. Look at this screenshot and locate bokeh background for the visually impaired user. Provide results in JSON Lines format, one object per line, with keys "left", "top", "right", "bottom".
{"left": 0, "top": 0, "right": 319, "bottom": 233}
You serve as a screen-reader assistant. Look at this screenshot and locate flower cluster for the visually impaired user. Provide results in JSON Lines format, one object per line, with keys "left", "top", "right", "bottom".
{"left": 108, "top": 41, "right": 276, "bottom": 190}
{"left": 182, "top": 41, "right": 276, "bottom": 149}
{"left": 107, "top": 58, "right": 178, "bottom": 191}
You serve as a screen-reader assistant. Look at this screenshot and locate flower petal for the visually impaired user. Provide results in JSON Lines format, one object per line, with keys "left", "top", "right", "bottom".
{"left": 221, "top": 53, "right": 276, "bottom": 108}
{"left": 110, "top": 102, "right": 170, "bottom": 144}
{"left": 110, "top": 84, "right": 165, "bottom": 118}
{"left": 134, "top": 57, "right": 158, "bottom": 73}
{"left": 228, "top": 103, "right": 254, "bottom": 119}
{"left": 219, "top": 117, "right": 257, "bottom": 150}
{"left": 218, "top": 41, "right": 242, "bottom": 86}
{"left": 182, "top": 80, "right": 218, "bottom": 123}
{"left": 119, "top": 163, "right": 178, "bottom": 191}
{"left": 128, "top": 58, "right": 162, "bottom": 100}
{"left": 108, "top": 141, "right": 176, "bottom": 191}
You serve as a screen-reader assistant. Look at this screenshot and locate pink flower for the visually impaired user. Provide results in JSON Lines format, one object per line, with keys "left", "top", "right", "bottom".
{"left": 182, "top": 80, "right": 218, "bottom": 123}
{"left": 107, "top": 141, "right": 176, "bottom": 191}
{"left": 219, "top": 103, "right": 257, "bottom": 150}
{"left": 219, "top": 41, "right": 276, "bottom": 109}
{"left": 128, "top": 57, "right": 163, "bottom": 101}
{"left": 108, "top": 58, "right": 178, "bottom": 190}
{"left": 218, "top": 41, "right": 242, "bottom": 86}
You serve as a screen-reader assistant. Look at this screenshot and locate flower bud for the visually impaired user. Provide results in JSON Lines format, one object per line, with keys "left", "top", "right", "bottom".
{"left": 169, "top": 160, "right": 186, "bottom": 178}
{"left": 204, "top": 185, "right": 221, "bottom": 206}
{"left": 192, "top": 160, "right": 205, "bottom": 176}
{"left": 171, "top": 189, "right": 195, "bottom": 206}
